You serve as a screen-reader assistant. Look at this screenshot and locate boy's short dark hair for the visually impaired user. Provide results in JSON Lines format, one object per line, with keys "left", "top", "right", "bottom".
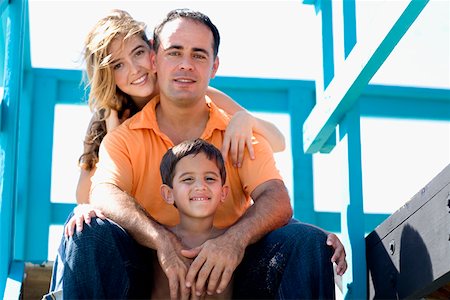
{"left": 160, "top": 139, "right": 226, "bottom": 188}
{"left": 153, "top": 8, "right": 220, "bottom": 58}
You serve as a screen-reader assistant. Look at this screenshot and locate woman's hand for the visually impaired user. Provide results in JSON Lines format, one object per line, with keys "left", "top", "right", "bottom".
{"left": 64, "top": 204, "right": 106, "bottom": 237}
{"left": 105, "top": 109, "right": 131, "bottom": 132}
{"left": 221, "top": 111, "right": 256, "bottom": 167}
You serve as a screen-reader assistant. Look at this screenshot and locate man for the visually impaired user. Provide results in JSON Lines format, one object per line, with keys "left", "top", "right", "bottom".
{"left": 60, "top": 9, "right": 344, "bottom": 299}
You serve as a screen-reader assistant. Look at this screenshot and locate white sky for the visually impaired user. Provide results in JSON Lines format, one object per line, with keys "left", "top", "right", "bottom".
{"left": 29, "top": 0, "right": 449, "bottom": 88}
{"left": 35, "top": 0, "right": 449, "bottom": 262}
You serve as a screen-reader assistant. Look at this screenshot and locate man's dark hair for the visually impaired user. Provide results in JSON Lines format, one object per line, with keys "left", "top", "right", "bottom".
{"left": 153, "top": 8, "right": 220, "bottom": 58}
{"left": 160, "top": 138, "right": 226, "bottom": 188}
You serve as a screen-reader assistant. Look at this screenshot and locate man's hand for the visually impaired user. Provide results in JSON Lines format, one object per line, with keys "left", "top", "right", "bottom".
{"left": 157, "top": 234, "right": 193, "bottom": 300}
{"left": 64, "top": 204, "right": 106, "bottom": 237}
{"left": 326, "top": 233, "right": 347, "bottom": 275}
{"left": 181, "top": 234, "right": 244, "bottom": 297}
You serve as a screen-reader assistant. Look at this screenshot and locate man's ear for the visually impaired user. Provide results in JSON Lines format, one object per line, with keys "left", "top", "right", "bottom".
{"left": 210, "top": 56, "right": 219, "bottom": 79}
{"left": 151, "top": 50, "right": 157, "bottom": 74}
{"left": 220, "top": 185, "right": 229, "bottom": 202}
{"left": 160, "top": 184, "right": 174, "bottom": 205}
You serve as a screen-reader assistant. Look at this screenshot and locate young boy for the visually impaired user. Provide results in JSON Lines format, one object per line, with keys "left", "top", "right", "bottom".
{"left": 152, "top": 138, "right": 232, "bottom": 299}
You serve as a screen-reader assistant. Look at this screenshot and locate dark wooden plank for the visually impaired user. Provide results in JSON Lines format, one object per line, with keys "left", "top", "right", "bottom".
{"left": 426, "top": 282, "right": 450, "bottom": 299}
{"left": 366, "top": 164, "right": 450, "bottom": 299}
{"left": 366, "top": 164, "right": 450, "bottom": 248}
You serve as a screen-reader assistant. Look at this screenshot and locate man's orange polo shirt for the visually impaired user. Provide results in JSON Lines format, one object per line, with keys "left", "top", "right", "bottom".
{"left": 92, "top": 96, "right": 283, "bottom": 228}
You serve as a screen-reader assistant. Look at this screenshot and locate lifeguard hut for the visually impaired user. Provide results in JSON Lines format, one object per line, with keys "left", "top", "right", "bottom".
{"left": 1, "top": 0, "right": 449, "bottom": 299}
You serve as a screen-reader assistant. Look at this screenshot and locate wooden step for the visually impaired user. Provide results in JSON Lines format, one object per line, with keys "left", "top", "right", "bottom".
{"left": 21, "top": 262, "right": 53, "bottom": 300}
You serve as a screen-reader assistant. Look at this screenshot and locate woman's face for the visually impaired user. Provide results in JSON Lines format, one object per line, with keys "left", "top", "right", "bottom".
{"left": 109, "top": 34, "right": 157, "bottom": 109}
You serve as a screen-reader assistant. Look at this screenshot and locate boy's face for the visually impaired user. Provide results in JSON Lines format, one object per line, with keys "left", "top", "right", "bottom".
{"left": 161, "top": 152, "right": 228, "bottom": 219}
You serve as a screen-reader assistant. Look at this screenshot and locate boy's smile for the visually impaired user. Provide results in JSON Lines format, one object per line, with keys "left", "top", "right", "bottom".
{"left": 167, "top": 152, "right": 228, "bottom": 219}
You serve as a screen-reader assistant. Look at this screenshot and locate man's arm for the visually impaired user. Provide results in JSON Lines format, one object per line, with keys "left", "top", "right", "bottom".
{"left": 183, "top": 179, "right": 292, "bottom": 296}
{"left": 90, "top": 183, "right": 191, "bottom": 300}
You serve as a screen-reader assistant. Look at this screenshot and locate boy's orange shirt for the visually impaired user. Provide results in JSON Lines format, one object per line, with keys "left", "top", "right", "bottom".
{"left": 92, "top": 96, "right": 283, "bottom": 228}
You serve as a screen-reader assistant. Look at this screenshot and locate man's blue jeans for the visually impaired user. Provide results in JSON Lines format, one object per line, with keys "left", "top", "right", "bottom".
{"left": 51, "top": 215, "right": 335, "bottom": 299}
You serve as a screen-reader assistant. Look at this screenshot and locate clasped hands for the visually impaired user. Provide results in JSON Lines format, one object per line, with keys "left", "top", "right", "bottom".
{"left": 65, "top": 204, "right": 241, "bottom": 299}
{"left": 158, "top": 232, "right": 242, "bottom": 300}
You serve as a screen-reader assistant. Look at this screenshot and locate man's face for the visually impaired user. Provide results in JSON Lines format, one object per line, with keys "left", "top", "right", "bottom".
{"left": 153, "top": 18, "right": 219, "bottom": 105}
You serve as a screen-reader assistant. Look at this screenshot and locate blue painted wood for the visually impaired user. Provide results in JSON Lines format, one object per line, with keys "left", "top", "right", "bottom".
{"left": 343, "top": 0, "right": 357, "bottom": 58}
{"left": 211, "top": 76, "right": 308, "bottom": 113}
{"left": 315, "top": 211, "right": 390, "bottom": 234}
{"left": 288, "top": 87, "right": 317, "bottom": 223}
{"left": 33, "top": 68, "right": 85, "bottom": 104}
{"left": 303, "top": 0, "right": 430, "bottom": 153}
{"left": 13, "top": 69, "right": 33, "bottom": 261}
{"left": 3, "top": 261, "right": 24, "bottom": 300}
{"left": 361, "top": 93, "right": 450, "bottom": 120}
{"left": 0, "top": 0, "right": 8, "bottom": 17}
{"left": 13, "top": 4, "right": 32, "bottom": 262}
{"left": 0, "top": 0, "right": 26, "bottom": 296}
{"left": 321, "top": 0, "right": 334, "bottom": 90}
{"left": 338, "top": 102, "right": 366, "bottom": 299}
{"left": 23, "top": 76, "right": 56, "bottom": 262}
{"left": 51, "top": 203, "right": 76, "bottom": 225}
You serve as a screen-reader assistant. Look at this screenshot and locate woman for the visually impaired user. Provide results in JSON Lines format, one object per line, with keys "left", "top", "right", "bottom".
{"left": 75, "top": 9, "right": 286, "bottom": 204}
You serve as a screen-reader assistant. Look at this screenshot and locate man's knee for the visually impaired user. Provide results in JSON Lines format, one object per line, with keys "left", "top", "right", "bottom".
{"left": 62, "top": 217, "right": 125, "bottom": 263}
{"left": 265, "top": 222, "right": 331, "bottom": 258}
{"left": 70, "top": 217, "right": 116, "bottom": 243}
{"left": 268, "top": 221, "right": 327, "bottom": 242}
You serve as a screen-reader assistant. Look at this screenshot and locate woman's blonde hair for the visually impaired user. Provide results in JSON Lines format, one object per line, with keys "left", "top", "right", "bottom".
{"left": 79, "top": 9, "right": 149, "bottom": 170}
{"left": 83, "top": 9, "right": 148, "bottom": 115}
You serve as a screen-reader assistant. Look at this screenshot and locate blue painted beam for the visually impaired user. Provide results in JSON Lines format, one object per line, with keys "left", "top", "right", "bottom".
{"left": 22, "top": 76, "right": 56, "bottom": 262}
{"left": 360, "top": 92, "right": 450, "bottom": 120}
{"left": 343, "top": 0, "right": 357, "bottom": 58}
{"left": 321, "top": 0, "right": 334, "bottom": 90}
{"left": 0, "top": 0, "right": 26, "bottom": 296}
{"left": 289, "top": 87, "right": 316, "bottom": 224}
{"left": 0, "top": 0, "right": 8, "bottom": 17}
{"left": 314, "top": 211, "right": 390, "bottom": 234}
{"left": 51, "top": 203, "right": 76, "bottom": 225}
{"left": 12, "top": 70, "right": 32, "bottom": 261}
{"left": 303, "top": 0, "right": 430, "bottom": 153}
{"left": 3, "top": 261, "right": 24, "bottom": 300}
{"left": 211, "top": 76, "right": 313, "bottom": 113}
{"left": 338, "top": 103, "right": 366, "bottom": 299}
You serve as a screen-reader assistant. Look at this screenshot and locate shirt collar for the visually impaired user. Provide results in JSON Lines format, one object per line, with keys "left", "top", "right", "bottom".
{"left": 128, "top": 95, "right": 230, "bottom": 137}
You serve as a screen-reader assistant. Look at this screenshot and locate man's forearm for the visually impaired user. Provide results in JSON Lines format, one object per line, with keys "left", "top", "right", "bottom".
{"left": 90, "top": 183, "right": 171, "bottom": 250}
{"left": 225, "top": 179, "right": 293, "bottom": 248}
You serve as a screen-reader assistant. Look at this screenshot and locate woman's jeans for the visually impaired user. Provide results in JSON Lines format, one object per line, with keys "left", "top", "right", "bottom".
{"left": 50, "top": 215, "right": 335, "bottom": 299}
